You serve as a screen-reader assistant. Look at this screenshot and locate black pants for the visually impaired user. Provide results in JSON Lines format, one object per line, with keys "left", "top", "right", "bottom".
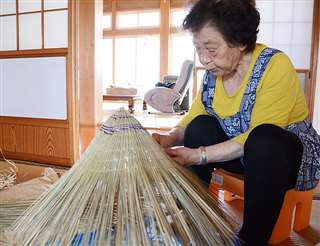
{"left": 184, "top": 115, "right": 303, "bottom": 246}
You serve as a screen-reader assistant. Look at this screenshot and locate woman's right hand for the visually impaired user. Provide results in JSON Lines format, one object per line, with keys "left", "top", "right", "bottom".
{"left": 152, "top": 132, "right": 176, "bottom": 148}
{"left": 152, "top": 127, "right": 185, "bottom": 148}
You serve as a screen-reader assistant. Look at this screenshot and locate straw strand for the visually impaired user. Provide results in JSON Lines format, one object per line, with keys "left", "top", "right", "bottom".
{"left": 10, "top": 109, "right": 239, "bottom": 245}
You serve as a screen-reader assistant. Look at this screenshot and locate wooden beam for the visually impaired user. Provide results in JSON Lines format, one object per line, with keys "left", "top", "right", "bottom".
{"left": 111, "top": 0, "right": 116, "bottom": 84}
{"left": 160, "top": 0, "right": 170, "bottom": 79}
{"left": 44, "top": 8, "right": 68, "bottom": 13}
{"left": 0, "top": 117, "right": 68, "bottom": 128}
{"left": 18, "top": 10, "right": 42, "bottom": 15}
{"left": 104, "top": 27, "right": 160, "bottom": 37}
{"left": 309, "top": 0, "right": 320, "bottom": 120}
{"left": 192, "top": 51, "right": 198, "bottom": 99}
{"left": 78, "top": 0, "right": 103, "bottom": 126}
{"left": 41, "top": 0, "right": 45, "bottom": 49}
{"left": 170, "top": 26, "right": 181, "bottom": 33}
{"left": 111, "top": 0, "right": 116, "bottom": 30}
{"left": 67, "top": 0, "right": 79, "bottom": 163}
{"left": 0, "top": 48, "right": 68, "bottom": 58}
{"left": 16, "top": 0, "right": 19, "bottom": 50}
{"left": 112, "top": 37, "right": 116, "bottom": 85}
{"left": 1, "top": 151, "right": 72, "bottom": 167}
{"left": 0, "top": 13, "right": 16, "bottom": 17}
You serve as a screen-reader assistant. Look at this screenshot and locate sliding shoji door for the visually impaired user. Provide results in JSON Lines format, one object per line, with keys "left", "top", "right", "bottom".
{"left": 0, "top": 0, "right": 78, "bottom": 166}
{"left": 256, "top": 0, "right": 318, "bottom": 117}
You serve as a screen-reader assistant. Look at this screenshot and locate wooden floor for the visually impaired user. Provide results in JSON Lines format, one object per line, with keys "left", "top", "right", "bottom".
{"left": 79, "top": 104, "right": 320, "bottom": 246}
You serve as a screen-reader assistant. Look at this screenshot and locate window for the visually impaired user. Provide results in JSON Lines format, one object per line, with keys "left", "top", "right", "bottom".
{"left": 139, "top": 11, "right": 160, "bottom": 27}
{"left": 103, "top": 4, "right": 196, "bottom": 99}
{"left": 117, "top": 11, "right": 160, "bottom": 29}
{"left": 19, "top": 0, "right": 41, "bottom": 13}
{"left": 169, "top": 9, "right": 194, "bottom": 99}
{"left": 103, "top": 15, "right": 112, "bottom": 29}
{"left": 102, "top": 36, "right": 160, "bottom": 94}
{"left": 44, "top": 10, "right": 68, "bottom": 48}
{"left": 102, "top": 39, "right": 113, "bottom": 91}
{"left": 117, "top": 13, "right": 138, "bottom": 28}
{"left": 0, "top": 16, "right": 17, "bottom": 50}
{"left": 0, "top": 1, "right": 16, "bottom": 15}
{"left": 0, "top": 0, "right": 69, "bottom": 119}
{"left": 134, "top": 36, "right": 160, "bottom": 92}
{"left": 19, "top": 13, "right": 42, "bottom": 49}
{"left": 256, "top": 0, "right": 314, "bottom": 69}
{"left": 0, "top": 0, "right": 68, "bottom": 51}
{"left": 170, "top": 9, "right": 188, "bottom": 27}
{"left": 169, "top": 33, "right": 194, "bottom": 75}
{"left": 115, "top": 37, "right": 136, "bottom": 87}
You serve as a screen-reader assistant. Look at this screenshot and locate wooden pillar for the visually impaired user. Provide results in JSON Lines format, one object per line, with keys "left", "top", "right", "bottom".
{"left": 309, "top": 0, "right": 320, "bottom": 121}
{"left": 160, "top": 0, "right": 170, "bottom": 79}
{"left": 313, "top": 41, "right": 320, "bottom": 132}
{"left": 68, "top": 0, "right": 80, "bottom": 163}
{"left": 78, "top": 0, "right": 103, "bottom": 126}
{"left": 312, "top": 0, "right": 320, "bottom": 132}
{"left": 111, "top": 0, "right": 116, "bottom": 85}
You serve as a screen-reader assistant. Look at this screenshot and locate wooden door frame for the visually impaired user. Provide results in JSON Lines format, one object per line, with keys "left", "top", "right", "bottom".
{"left": 0, "top": 0, "right": 80, "bottom": 166}
{"left": 68, "top": 0, "right": 80, "bottom": 163}
{"left": 309, "top": 0, "right": 320, "bottom": 120}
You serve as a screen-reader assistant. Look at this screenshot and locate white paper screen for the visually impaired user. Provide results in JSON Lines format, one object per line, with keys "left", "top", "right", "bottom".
{"left": 0, "top": 57, "right": 67, "bottom": 119}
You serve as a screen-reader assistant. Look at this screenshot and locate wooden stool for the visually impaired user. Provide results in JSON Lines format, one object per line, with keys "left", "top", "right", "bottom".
{"left": 209, "top": 169, "right": 314, "bottom": 245}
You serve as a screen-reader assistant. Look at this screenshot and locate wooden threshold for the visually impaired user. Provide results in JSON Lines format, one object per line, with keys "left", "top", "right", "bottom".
{"left": 0, "top": 48, "right": 68, "bottom": 59}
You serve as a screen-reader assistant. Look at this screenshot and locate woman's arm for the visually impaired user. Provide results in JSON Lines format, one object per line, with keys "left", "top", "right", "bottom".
{"left": 205, "top": 139, "right": 243, "bottom": 163}
{"left": 166, "top": 139, "right": 244, "bottom": 166}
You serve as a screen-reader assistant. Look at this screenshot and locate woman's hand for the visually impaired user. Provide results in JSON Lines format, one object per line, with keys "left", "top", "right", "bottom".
{"left": 152, "top": 127, "right": 185, "bottom": 148}
{"left": 152, "top": 132, "right": 176, "bottom": 148}
{"left": 165, "top": 147, "right": 200, "bottom": 167}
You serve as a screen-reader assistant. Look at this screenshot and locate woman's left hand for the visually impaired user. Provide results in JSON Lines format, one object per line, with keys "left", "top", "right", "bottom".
{"left": 165, "top": 147, "right": 200, "bottom": 167}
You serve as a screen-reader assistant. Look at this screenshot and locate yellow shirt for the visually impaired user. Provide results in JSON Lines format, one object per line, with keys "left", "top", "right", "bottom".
{"left": 177, "top": 44, "right": 308, "bottom": 144}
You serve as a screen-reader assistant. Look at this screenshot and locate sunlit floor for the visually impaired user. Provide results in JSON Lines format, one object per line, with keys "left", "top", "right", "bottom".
{"left": 78, "top": 102, "right": 320, "bottom": 246}
{"left": 102, "top": 101, "right": 183, "bottom": 129}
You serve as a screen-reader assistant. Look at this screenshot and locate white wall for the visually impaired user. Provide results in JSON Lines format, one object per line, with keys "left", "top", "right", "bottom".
{"left": 313, "top": 39, "right": 320, "bottom": 132}
{"left": 256, "top": 0, "right": 314, "bottom": 70}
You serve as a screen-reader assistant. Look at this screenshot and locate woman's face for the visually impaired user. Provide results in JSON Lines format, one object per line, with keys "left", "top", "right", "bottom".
{"left": 193, "top": 25, "right": 245, "bottom": 76}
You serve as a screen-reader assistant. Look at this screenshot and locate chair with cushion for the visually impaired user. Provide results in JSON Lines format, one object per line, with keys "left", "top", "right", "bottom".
{"left": 144, "top": 60, "right": 194, "bottom": 113}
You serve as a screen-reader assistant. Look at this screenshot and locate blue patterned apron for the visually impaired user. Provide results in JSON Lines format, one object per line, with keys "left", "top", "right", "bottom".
{"left": 201, "top": 47, "right": 320, "bottom": 191}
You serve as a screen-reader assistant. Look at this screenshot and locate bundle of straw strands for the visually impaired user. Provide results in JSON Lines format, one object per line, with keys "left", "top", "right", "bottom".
{"left": 0, "top": 153, "right": 17, "bottom": 191}
{"left": 0, "top": 201, "right": 34, "bottom": 232}
{"left": 9, "top": 109, "right": 239, "bottom": 245}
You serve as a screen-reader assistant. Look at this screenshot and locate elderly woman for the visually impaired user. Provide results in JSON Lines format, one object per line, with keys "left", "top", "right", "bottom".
{"left": 153, "top": 0, "right": 320, "bottom": 245}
